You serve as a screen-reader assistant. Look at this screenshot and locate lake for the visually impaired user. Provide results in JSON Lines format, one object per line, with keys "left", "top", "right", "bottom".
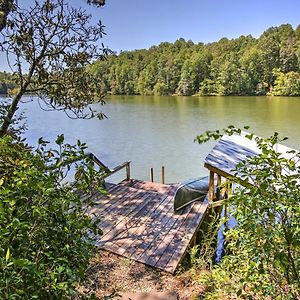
{"left": 21, "top": 95, "right": 300, "bottom": 184}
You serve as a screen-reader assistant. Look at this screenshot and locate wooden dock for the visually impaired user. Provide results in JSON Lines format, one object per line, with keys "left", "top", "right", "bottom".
{"left": 83, "top": 132, "right": 294, "bottom": 275}
{"left": 86, "top": 179, "right": 208, "bottom": 274}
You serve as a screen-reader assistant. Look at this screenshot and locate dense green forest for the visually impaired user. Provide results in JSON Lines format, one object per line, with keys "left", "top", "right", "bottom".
{"left": 90, "top": 23, "right": 300, "bottom": 96}
{"left": 2, "top": 24, "right": 300, "bottom": 97}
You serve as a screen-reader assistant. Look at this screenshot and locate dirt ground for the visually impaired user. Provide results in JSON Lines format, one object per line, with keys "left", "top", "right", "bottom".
{"left": 77, "top": 250, "right": 207, "bottom": 300}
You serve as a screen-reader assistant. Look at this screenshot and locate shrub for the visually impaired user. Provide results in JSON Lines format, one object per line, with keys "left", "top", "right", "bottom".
{"left": 0, "top": 135, "right": 105, "bottom": 299}
{"left": 197, "top": 128, "right": 300, "bottom": 299}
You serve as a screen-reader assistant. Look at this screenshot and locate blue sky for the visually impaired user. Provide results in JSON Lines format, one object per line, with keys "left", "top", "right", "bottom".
{"left": 88, "top": 0, "right": 300, "bottom": 52}
{"left": 1, "top": 0, "right": 299, "bottom": 71}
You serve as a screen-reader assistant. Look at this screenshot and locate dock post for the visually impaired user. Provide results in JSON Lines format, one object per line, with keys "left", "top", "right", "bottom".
{"left": 161, "top": 166, "right": 165, "bottom": 184}
{"left": 227, "top": 181, "right": 232, "bottom": 198}
{"left": 150, "top": 167, "right": 154, "bottom": 182}
{"left": 208, "top": 171, "right": 215, "bottom": 202}
{"left": 126, "top": 162, "right": 131, "bottom": 181}
{"left": 216, "top": 174, "right": 222, "bottom": 200}
{"left": 224, "top": 181, "right": 232, "bottom": 227}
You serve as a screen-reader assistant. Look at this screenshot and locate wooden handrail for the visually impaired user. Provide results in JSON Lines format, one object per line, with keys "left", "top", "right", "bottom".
{"left": 86, "top": 152, "right": 110, "bottom": 172}
{"left": 103, "top": 161, "right": 131, "bottom": 181}
{"left": 49, "top": 152, "right": 131, "bottom": 182}
{"left": 86, "top": 152, "right": 131, "bottom": 181}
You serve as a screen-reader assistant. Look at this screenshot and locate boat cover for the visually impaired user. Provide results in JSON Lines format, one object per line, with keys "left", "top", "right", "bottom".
{"left": 174, "top": 176, "right": 209, "bottom": 211}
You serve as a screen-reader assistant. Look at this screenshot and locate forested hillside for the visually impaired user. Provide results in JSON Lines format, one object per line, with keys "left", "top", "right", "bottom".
{"left": 91, "top": 24, "right": 300, "bottom": 96}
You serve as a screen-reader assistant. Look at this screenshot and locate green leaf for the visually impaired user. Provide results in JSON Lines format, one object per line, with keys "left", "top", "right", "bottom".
{"left": 57, "top": 265, "right": 65, "bottom": 273}
{"left": 12, "top": 218, "right": 20, "bottom": 229}
{"left": 38, "top": 137, "right": 49, "bottom": 145}
{"left": 56, "top": 134, "right": 65, "bottom": 145}
{"left": 14, "top": 258, "right": 30, "bottom": 268}
{"left": 5, "top": 248, "right": 10, "bottom": 262}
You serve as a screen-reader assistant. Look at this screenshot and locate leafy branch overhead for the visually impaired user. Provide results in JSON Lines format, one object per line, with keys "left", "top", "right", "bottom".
{"left": 0, "top": 1, "right": 111, "bottom": 298}
{"left": 0, "top": 0, "right": 105, "bottom": 31}
{"left": 87, "top": 0, "right": 105, "bottom": 6}
{"left": 0, "top": 0, "right": 110, "bottom": 136}
{"left": 0, "top": 0, "right": 13, "bottom": 31}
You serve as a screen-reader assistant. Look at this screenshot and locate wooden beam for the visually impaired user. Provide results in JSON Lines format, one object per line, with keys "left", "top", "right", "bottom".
{"left": 126, "top": 162, "right": 131, "bottom": 181}
{"left": 204, "top": 162, "right": 252, "bottom": 188}
{"left": 227, "top": 181, "right": 233, "bottom": 198}
{"left": 105, "top": 161, "right": 130, "bottom": 178}
{"left": 204, "top": 163, "right": 232, "bottom": 180}
{"left": 208, "top": 171, "right": 215, "bottom": 202}
{"left": 216, "top": 174, "right": 222, "bottom": 200}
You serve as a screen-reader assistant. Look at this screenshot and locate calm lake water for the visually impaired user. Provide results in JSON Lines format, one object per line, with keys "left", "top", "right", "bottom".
{"left": 21, "top": 95, "right": 300, "bottom": 183}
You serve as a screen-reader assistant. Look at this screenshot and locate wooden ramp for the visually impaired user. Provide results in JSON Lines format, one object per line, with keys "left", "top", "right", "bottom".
{"left": 87, "top": 179, "right": 208, "bottom": 274}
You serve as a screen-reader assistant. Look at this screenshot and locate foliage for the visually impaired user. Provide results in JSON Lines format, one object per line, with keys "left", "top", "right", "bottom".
{"left": 153, "top": 82, "right": 169, "bottom": 96}
{"left": 91, "top": 24, "right": 300, "bottom": 97}
{"left": 0, "top": 1, "right": 112, "bottom": 298}
{"left": 196, "top": 128, "right": 300, "bottom": 299}
{"left": 86, "top": 0, "right": 105, "bottom": 7}
{"left": 272, "top": 69, "right": 300, "bottom": 96}
{"left": 0, "top": 135, "right": 106, "bottom": 299}
{"left": 0, "top": 0, "right": 105, "bottom": 31}
{"left": 0, "top": 0, "right": 13, "bottom": 31}
{"left": 0, "top": 71, "right": 16, "bottom": 94}
{"left": 0, "top": 0, "right": 110, "bottom": 136}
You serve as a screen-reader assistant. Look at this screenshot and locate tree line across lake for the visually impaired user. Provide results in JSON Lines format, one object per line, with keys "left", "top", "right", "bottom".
{"left": 1, "top": 23, "right": 300, "bottom": 97}
{"left": 90, "top": 23, "right": 300, "bottom": 97}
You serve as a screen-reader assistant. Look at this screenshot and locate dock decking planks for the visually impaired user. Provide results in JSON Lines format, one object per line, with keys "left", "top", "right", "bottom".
{"left": 86, "top": 179, "right": 209, "bottom": 274}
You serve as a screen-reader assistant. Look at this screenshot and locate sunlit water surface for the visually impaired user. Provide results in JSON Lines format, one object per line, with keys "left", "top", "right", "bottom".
{"left": 20, "top": 95, "right": 300, "bottom": 183}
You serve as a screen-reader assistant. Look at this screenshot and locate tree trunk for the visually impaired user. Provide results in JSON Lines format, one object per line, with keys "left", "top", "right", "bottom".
{"left": 0, "top": 90, "right": 23, "bottom": 137}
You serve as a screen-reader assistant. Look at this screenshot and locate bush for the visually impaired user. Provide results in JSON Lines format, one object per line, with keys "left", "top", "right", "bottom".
{"left": 0, "top": 135, "right": 105, "bottom": 299}
{"left": 153, "top": 82, "right": 169, "bottom": 96}
{"left": 272, "top": 70, "right": 300, "bottom": 96}
{"left": 197, "top": 129, "right": 300, "bottom": 299}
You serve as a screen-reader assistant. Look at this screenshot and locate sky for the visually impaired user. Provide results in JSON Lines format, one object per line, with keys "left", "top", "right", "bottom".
{"left": 0, "top": 0, "right": 300, "bottom": 71}
{"left": 85, "top": 0, "right": 300, "bottom": 52}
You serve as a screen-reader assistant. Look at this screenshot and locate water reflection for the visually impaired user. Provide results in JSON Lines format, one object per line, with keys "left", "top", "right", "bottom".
{"left": 19, "top": 95, "right": 300, "bottom": 183}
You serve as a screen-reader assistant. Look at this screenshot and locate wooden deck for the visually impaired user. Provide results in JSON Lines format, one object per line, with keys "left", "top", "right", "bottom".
{"left": 87, "top": 179, "right": 208, "bottom": 274}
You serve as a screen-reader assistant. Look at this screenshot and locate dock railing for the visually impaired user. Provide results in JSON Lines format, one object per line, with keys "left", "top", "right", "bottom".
{"left": 49, "top": 152, "right": 131, "bottom": 182}
{"left": 87, "top": 152, "right": 131, "bottom": 181}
